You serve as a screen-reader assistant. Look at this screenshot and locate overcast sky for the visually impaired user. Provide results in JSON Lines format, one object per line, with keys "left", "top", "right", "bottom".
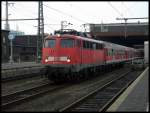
{"left": 1, "top": 1, "right": 149, "bottom": 35}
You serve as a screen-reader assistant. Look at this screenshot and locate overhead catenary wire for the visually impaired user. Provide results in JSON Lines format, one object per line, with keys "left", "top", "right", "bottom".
{"left": 43, "top": 4, "right": 88, "bottom": 24}
{"left": 14, "top": 4, "right": 61, "bottom": 25}
{"left": 65, "top": 2, "right": 90, "bottom": 19}
{"left": 2, "top": 2, "right": 148, "bottom": 34}
{"left": 121, "top": 2, "right": 136, "bottom": 17}
{"left": 2, "top": 2, "right": 38, "bottom": 26}
{"left": 13, "top": 3, "right": 38, "bottom": 18}
{"left": 107, "top": 2, "right": 124, "bottom": 18}
{"left": 3, "top": 2, "right": 61, "bottom": 34}
{"left": 13, "top": 4, "right": 71, "bottom": 30}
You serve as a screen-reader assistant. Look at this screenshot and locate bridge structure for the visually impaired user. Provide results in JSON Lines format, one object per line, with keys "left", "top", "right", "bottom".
{"left": 85, "top": 22, "right": 148, "bottom": 48}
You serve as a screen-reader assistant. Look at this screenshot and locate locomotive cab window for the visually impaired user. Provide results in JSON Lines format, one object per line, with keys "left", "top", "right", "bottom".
{"left": 61, "top": 39, "right": 74, "bottom": 48}
{"left": 45, "top": 39, "right": 56, "bottom": 48}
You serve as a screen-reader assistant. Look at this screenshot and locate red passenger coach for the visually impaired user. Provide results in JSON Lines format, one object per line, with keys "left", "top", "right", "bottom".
{"left": 42, "top": 29, "right": 138, "bottom": 82}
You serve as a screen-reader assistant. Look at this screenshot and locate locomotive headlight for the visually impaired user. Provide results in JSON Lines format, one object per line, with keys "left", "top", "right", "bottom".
{"left": 45, "top": 59, "right": 48, "bottom": 62}
{"left": 57, "top": 34, "right": 60, "bottom": 37}
{"left": 67, "top": 58, "right": 71, "bottom": 62}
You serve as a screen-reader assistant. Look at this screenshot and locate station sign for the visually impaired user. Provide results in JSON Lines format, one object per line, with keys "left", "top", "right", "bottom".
{"left": 8, "top": 34, "right": 15, "bottom": 40}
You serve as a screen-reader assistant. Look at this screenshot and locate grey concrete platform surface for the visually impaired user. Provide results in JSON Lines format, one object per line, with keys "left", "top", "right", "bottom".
{"left": 1, "top": 62, "right": 46, "bottom": 79}
{"left": 2, "top": 62, "right": 42, "bottom": 70}
{"left": 107, "top": 67, "right": 149, "bottom": 112}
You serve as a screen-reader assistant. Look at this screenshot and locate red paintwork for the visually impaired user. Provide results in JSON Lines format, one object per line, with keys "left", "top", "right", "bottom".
{"left": 42, "top": 36, "right": 79, "bottom": 64}
{"left": 42, "top": 34, "right": 139, "bottom": 66}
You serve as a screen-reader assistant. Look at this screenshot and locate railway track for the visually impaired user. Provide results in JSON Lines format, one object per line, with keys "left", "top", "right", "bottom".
{"left": 67, "top": 68, "right": 130, "bottom": 93}
{"left": 2, "top": 66, "right": 46, "bottom": 82}
{"left": 2, "top": 67, "right": 136, "bottom": 111}
{"left": 1, "top": 82, "right": 67, "bottom": 111}
{"left": 2, "top": 76, "right": 50, "bottom": 96}
{"left": 1, "top": 73, "right": 42, "bottom": 83}
{"left": 59, "top": 70, "right": 141, "bottom": 112}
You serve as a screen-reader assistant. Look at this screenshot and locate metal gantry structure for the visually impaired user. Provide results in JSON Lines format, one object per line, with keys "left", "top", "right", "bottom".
{"left": 5, "top": 1, "right": 15, "bottom": 64}
{"left": 5, "top": 1, "right": 9, "bottom": 30}
{"left": 3, "top": 1, "right": 44, "bottom": 63}
{"left": 4, "top": 1, "right": 15, "bottom": 30}
{"left": 37, "top": 1, "right": 44, "bottom": 63}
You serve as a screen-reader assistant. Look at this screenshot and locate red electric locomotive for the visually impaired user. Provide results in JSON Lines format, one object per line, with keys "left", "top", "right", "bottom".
{"left": 42, "top": 29, "right": 138, "bottom": 82}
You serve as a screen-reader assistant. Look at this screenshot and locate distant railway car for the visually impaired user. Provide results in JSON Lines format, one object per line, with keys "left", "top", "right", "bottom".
{"left": 42, "top": 29, "right": 139, "bottom": 82}
{"left": 144, "top": 41, "right": 149, "bottom": 64}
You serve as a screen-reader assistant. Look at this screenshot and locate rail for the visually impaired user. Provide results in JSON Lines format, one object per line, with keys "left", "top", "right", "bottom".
{"left": 59, "top": 70, "right": 141, "bottom": 112}
{"left": 2, "top": 83, "right": 67, "bottom": 111}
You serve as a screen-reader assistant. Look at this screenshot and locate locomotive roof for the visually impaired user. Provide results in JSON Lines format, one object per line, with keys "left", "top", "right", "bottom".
{"left": 45, "top": 34, "right": 135, "bottom": 50}
{"left": 45, "top": 34, "right": 104, "bottom": 44}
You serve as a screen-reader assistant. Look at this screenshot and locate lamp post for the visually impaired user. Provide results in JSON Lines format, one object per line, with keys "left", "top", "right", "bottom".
{"left": 8, "top": 34, "right": 14, "bottom": 64}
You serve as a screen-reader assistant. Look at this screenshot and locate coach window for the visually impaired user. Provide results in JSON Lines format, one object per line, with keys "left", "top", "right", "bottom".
{"left": 89, "top": 42, "right": 92, "bottom": 49}
{"left": 87, "top": 41, "right": 90, "bottom": 49}
{"left": 109, "top": 49, "right": 112, "bottom": 56}
{"left": 96, "top": 43, "right": 98, "bottom": 49}
{"left": 96, "top": 43, "right": 99, "bottom": 49}
{"left": 99, "top": 44, "right": 101, "bottom": 49}
{"left": 61, "top": 39, "right": 74, "bottom": 48}
{"left": 110, "top": 49, "right": 113, "bottom": 56}
{"left": 99, "top": 44, "right": 102, "bottom": 49}
{"left": 83, "top": 41, "right": 86, "bottom": 48}
{"left": 109, "top": 49, "right": 111, "bottom": 56}
{"left": 113, "top": 49, "right": 116, "bottom": 55}
{"left": 88, "top": 42, "right": 91, "bottom": 49}
{"left": 112, "top": 49, "right": 114, "bottom": 55}
{"left": 102, "top": 44, "right": 104, "bottom": 49}
{"left": 109, "top": 49, "right": 110, "bottom": 55}
{"left": 93, "top": 43, "right": 96, "bottom": 49}
{"left": 85, "top": 41, "right": 88, "bottom": 49}
{"left": 83, "top": 41, "right": 88, "bottom": 49}
{"left": 96, "top": 43, "right": 101, "bottom": 49}
{"left": 107, "top": 49, "right": 109, "bottom": 56}
{"left": 45, "top": 39, "right": 56, "bottom": 48}
{"left": 100, "top": 44, "right": 103, "bottom": 49}
{"left": 76, "top": 39, "right": 81, "bottom": 47}
{"left": 86, "top": 41, "right": 89, "bottom": 48}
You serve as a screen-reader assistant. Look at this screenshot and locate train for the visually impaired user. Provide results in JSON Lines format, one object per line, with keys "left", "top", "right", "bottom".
{"left": 144, "top": 41, "right": 149, "bottom": 64}
{"left": 42, "top": 29, "right": 140, "bottom": 82}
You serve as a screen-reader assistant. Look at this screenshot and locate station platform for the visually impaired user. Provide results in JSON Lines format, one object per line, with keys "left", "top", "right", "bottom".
{"left": 1, "top": 62, "right": 45, "bottom": 80}
{"left": 2, "top": 62, "right": 42, "bottom": 70}
{"left": 107, "top": 67, "right": 149, "bottom": 112}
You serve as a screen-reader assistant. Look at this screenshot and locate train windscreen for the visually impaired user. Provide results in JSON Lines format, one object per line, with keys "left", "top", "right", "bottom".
{"left": 45, "top": 39, "right": 56, "bottom": 48}
{"left": 60, "top": 39, "right": 74, "bottom": 48}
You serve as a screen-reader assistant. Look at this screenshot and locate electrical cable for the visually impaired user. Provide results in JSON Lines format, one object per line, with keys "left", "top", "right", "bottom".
{"left": 43, "top": 4, "right": 88, "bottom": 23}
{"left": 107, "top": 2, "right": 123, "bottom": 17}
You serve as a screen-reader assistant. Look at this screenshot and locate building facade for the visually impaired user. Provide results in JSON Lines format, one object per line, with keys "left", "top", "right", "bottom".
{"left": 1, "top": 30, "right": 10, "bottom": 63}
{"left": 13, "top": 35, "right": 38, "bottom": 62}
